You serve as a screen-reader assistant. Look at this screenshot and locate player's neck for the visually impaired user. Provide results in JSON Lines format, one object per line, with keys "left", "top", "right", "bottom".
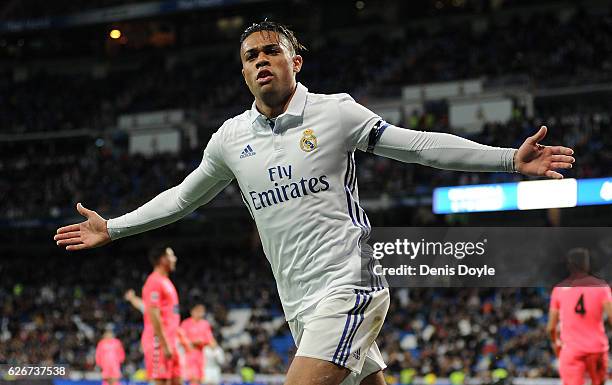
{"left": 154, "top": 266, "right": 169, "bottom": 277}
{"left": 255, "top": 83, "right": 297, "bottom": 119}
{"left": 569, "top": 271, "right": 589, "bottom": 278}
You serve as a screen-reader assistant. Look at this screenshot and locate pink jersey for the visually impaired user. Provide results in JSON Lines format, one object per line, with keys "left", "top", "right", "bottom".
{"left": 95, "top": 337, "right": 125, "bottom": 368}
{"left": 142, "top": 271, "right": 180, "bottom": 343}
{"left": 180, "top": 317, "right": 213, "bottom": 350}
{"left": 550, "top": 284, "right": 612, "bottom": 353}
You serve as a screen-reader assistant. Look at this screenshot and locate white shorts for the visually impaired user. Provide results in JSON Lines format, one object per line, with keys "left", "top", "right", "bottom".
{"left": 288, "top": 287, "right": 390, "bottom": 384}
{"left": 204, "top": 367, "right": 222, "bottom": 384}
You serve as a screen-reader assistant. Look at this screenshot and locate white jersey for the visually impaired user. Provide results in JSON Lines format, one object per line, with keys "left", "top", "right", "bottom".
{"left": 199, "top": 83, "right": 384, "bottom": 319}
{"left": 107, "top": 82, "right": 515, "bottom": 320}
{"left": 204, "top": 346, "right": 223, "bottom": 384}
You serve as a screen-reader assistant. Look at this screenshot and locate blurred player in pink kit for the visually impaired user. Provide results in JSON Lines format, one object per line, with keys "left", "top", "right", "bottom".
{"left": 181, "top": 304, "right": 217, "bottom": 385}
{"left": 95, "top": 329, "right": 125, "bottom": 385}
{"left": 125, "top": 288, "right": 190, "bottom": 384}
{"left": 548, "top": 248, "right": 612, "bottom": 385}
{"left": 142, "top": 245, "right": 182, "bottom": 385}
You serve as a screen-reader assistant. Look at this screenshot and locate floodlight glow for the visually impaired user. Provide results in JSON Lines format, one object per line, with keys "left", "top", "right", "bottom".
{"left": 109, "top": 29, "right": 122, "bottom": 39}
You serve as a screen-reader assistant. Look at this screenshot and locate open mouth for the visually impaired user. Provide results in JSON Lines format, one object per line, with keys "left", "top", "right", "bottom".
{"left": 256, "top": 69, "right": 274, "bottom": 84}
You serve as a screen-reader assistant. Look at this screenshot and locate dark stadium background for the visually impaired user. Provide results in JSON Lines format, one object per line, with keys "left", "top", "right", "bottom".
{"left": 1, "top": 0, "right": 611, "bottom": 384}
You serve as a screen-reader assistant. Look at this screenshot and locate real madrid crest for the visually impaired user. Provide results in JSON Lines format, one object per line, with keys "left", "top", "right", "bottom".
{"left": 300, "top": 129, "right": 317, "bottom": 152}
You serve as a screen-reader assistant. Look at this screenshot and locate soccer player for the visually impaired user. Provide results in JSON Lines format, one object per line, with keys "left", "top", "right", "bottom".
{"left": 141, "top": 245, "right": 182, "bottom": 385}
{"left": 95, "top": 329, "right": 125, "bottom": 385}
{"left": 547, "top": 248, "right": 612, "bottom": 385}
{"left": 125, "top": 288, "right": 190, "bottom": 384}
{"left": 55, "top": 21, "right": 575, "bottom": 385}
{"left": 181, "top": 304, "right": 217, "bottom": 385}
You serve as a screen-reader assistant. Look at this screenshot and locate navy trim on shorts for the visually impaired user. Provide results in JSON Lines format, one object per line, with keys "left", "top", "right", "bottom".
{"left": 333, "top": 290, "right": 374, "bottom": 366}
{"left": 332, "top": 291, "right": 362, "bottom": 364}
{"left": 341, "top": 290, "right": 374, "bottom": 366}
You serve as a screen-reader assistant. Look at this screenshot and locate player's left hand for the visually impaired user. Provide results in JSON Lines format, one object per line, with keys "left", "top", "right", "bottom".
{"left": 514, "top": 126, "right": 575, "bottom": 179}
{"left": 124, "top": 289, "right": 135, "bottom": 301}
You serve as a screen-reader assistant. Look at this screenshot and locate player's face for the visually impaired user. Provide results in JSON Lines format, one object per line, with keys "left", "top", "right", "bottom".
{"left": 191, "top": 305, "right": 204, "bottom": 319}
{"left": 240, "top": 31, "right": 302, "bottom": 104}
{"left": 164, "top": 247, "right": 177, "bottom": 272}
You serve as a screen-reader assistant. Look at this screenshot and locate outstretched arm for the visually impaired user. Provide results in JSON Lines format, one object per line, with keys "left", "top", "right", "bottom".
{"left": 106, "top": 169, "right": 230, "bottom": 240}
{"left": 54, "top": 131, "right": 234, "bottom": 250}
{"left": 124, "top": 289, "right": 145, "bottom": 314}
{"left": 54, "top": 169, "right": 230, "bottom": 250}
{"left": 340, "top": 95, "right": 573, "bottom": 177}
{"left": 370, "top": 124, "right": 574, "bottom": 178}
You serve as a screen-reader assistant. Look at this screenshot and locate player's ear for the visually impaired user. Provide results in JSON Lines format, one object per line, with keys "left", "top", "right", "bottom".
{"left": 241, "top": 67, "right": 247, "bottom": 83}
{"left": 293, "top": 55, "right": 303, "bottom": 74}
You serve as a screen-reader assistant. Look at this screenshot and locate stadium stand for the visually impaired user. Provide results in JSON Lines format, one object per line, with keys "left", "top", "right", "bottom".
{"left": 2, "top": 5, "right": 612, "bottom": 132}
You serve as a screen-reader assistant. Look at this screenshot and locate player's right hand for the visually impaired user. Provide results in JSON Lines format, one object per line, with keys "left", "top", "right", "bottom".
{"left": 54, "top": 203, "right": 111, "bottom": 251}
{"left": 163, "top": 344, "right": 173, "bottom": 359}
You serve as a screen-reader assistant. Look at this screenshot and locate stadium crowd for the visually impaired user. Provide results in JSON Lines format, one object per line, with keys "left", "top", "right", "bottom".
{"left": 372, "top": 7, "right": 612, "bottom": 96}
{"left": 2, "top": 6, "right": 612, "bottom": 133}
{"left": 0, "top": 247, "right": 567, "bottom": 379}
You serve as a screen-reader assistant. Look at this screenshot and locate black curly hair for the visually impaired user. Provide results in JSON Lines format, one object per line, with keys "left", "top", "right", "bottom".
{"left": 148, "top": 244, "right": 171, "bottom": 267}
{"left": 240, "top": 20, "right": 306, "bottom": 55}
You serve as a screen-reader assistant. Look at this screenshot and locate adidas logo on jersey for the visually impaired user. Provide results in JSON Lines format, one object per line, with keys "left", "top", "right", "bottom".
{"left": 240, "top": 145, "right": 256, "bottom": 159}
{"left": 351, "top": 348, "right": 361, "bottom": 360}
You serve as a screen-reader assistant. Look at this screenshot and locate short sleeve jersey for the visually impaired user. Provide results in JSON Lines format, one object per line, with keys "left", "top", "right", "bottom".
{"left": 181, "top": 317, "right": 213, "bottom": 350}
{"left": 95, "top": 338, "right": 125, "bottom": 368}
{"left": 550, "top": 284, "right": 611, "bottom": 353}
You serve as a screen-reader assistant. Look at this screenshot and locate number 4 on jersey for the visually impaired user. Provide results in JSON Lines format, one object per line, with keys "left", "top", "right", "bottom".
{"left": 574, "top": 293, "right": 586, "bottom": 315}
